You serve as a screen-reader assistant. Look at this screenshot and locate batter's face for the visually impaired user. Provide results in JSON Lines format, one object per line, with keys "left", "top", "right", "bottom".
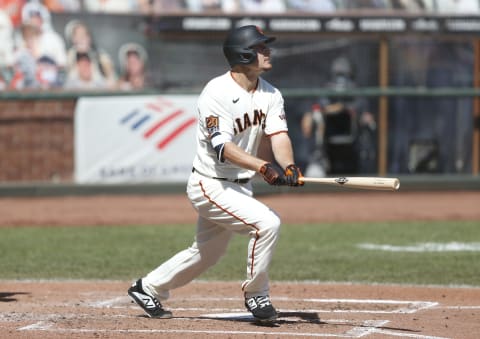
{"left": 251, "top": 43, "right": 273, "bottom": 72}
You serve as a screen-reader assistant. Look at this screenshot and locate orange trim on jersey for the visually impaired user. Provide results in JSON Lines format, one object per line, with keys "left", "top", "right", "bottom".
{"left": 265, "top": 130, "right": 288, "bottom": 137}
{"left": 199, "top": 180, "right": 259, "bottom": 283}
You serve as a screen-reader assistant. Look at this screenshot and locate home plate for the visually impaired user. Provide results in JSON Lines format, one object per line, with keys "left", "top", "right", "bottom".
{"left": 200, "top": 312, "right": 255, "bottom": 321}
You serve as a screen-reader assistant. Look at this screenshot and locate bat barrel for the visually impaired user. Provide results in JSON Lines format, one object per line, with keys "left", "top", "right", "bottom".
{"left": 299, "top": 176, "right": 400, "bottom": 191}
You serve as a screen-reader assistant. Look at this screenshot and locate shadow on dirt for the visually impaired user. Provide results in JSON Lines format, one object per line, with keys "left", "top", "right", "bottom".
{"left": 0, "top": 292, "right": 30, "bottom": 302}
{"left": 195, "top": 310, "right": 421, "bottom": 333}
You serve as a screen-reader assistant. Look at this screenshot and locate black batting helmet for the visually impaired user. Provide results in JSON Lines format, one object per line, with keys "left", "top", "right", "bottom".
{"left": 223, "top": 25, "right": 276, "bottom": 67}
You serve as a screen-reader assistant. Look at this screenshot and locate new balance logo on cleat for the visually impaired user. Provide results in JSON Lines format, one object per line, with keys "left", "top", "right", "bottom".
{"left": 128, "top": 279, "right": 173, "bottom": 318}
{"left": 245, "top": 295, "right": 278, "bottom": 323}
{"left": 139, "top": 295, "right": 155, "bottom": 309}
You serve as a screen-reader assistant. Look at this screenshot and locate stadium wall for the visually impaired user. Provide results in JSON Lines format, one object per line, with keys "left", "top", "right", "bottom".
{"left": 0, "top": 99, "right": 75, "bottom": 182}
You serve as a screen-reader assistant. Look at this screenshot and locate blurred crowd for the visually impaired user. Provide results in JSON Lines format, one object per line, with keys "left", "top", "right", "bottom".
{"left": 0, "top": 0, "right": 150, "bottom": 91}
{"left": 3, "top": 0, "right": 480, "bottom": 16}
{"left": 36, "top": 0, "right": 480, "bottom": 14}
{"left": 32, "top": 0, "right": 479, "bottom": 14}
{"left": 1, "top": 0, "right": 479, "bottom": 92}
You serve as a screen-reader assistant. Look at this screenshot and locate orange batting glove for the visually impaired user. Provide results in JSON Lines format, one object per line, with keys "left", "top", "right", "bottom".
{"left": 284, "top": 164, "right": 304, "bottom": 186}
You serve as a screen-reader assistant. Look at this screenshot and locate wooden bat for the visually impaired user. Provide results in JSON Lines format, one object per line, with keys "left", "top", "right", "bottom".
{"left": 299, "top": 176, "right": 400, "bottom": 191}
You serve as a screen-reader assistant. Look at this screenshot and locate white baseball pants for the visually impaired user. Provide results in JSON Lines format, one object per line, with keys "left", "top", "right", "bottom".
{"left": 142, "top": 170, "right": 281, "bottom": 300}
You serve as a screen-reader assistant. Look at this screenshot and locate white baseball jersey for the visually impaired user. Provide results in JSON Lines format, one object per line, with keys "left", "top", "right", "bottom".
{"left": 192, "top": 71, "right": 288, "bottom": 180}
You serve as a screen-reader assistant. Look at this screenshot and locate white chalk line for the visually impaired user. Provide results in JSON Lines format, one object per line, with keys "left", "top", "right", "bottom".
{"left": 86, "top": 296, "right": 477, "bottom": 312}
{"left": 15, "top": 326, "right": 374, "bottom": 338}
{"left": 373, "top": 329, "right": 450, "bottom": 339}
{"left": 18, "top": 318, "right": 391, "bottom": 338}
{"left": 167, "top": 307, "right": 432, "bottom": 314}
{"left": 434, "top": 305, "right": 480, "bottom": 309}
{"left": 357, "top": 242, "right": 480, "bottom": 252}
{"left": 90, "top": 296, "right": 438, "bottom": 314}
{"left": 18, "top": 321, "right": 53, "bottom": 331}
{"left": 16, "top": 319, "right": 450, "bottom": 339}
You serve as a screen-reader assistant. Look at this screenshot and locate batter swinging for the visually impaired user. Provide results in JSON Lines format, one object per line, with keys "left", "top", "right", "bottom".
{"left": 128, "top": 25, "right": 303, "bottom": 324}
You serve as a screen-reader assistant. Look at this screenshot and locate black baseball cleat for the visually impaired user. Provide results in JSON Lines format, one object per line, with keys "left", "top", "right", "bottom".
{"left": 245, "top": 295, "right": 278, "bottom": 323}
{"left": 128, "top": 279, "right": 172, "bottom": 318}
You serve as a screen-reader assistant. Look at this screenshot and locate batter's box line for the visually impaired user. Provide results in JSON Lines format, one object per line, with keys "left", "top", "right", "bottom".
{"left": 17, "top": 318, "right": 389, "bottom": 338}
{"left": 17, "top": 318, "right": 450, "bottom": 339}
{"left": 301, "top": 299, "right": 439, "bottom": 314}
{"left": 16, "top": 313, "right": 452, "bottom": 339}
{"left": 199, "top": 314, "right": 449, "bottom": 339}
{"left": 89, "top": 296, "right": 438, "bottom": 314}
{"left": 433, "top": 305, "right": 480, "bottom": 310}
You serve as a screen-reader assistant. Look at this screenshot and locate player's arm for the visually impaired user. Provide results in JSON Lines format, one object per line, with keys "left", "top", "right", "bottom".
{"left": 269, "top": 132, "right": 295, "bottom": 169}
{"left": 263, "top": 87, "right": 304, "bottom": 187}
{"left": 223, "top": 142, "right": 265, "bottom": 171}
{"left": 223, "top": 142, "right": 284, "bottom": 185}
{"left": 269, "top": 132, "right": 304, "bottom": 187}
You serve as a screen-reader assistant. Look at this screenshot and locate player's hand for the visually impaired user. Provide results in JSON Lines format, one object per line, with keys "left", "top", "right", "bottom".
{"left": 259, "top": 163, "right": 286, "bottom": 185}
{"left": 284, "top": 164, "right": 304, "bottom": 186}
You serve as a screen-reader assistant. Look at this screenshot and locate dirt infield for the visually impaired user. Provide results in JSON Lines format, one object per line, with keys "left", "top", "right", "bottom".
{"left": 1, "top": 191, "right": 480, "bottom": 338}
{"left": 1, "top": 280, "right": 479, "bottom": 339}
{"left": 1, "top": 191, "right": 480, "bottom": 226}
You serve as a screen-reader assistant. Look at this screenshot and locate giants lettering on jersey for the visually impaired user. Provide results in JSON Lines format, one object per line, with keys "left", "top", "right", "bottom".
{"left": 233, "top": 109, "right": 266, "bottom": 135}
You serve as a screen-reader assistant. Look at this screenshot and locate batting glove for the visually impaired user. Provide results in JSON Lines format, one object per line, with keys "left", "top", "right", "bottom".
{"left": 259, "top": 163, "right": 286, "bottom": 185}
{"left": 284, "top": 164, "right": 304, "bottom": 186}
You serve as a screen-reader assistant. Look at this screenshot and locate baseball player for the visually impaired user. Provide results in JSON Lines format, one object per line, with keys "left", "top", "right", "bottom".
{"left": 128, "top": 25, "right": 303, "bottom": 324}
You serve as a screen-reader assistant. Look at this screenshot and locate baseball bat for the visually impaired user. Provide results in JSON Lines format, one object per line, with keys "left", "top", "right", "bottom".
{"left": 299, "top": 176, "right": 400, "bottom": 191}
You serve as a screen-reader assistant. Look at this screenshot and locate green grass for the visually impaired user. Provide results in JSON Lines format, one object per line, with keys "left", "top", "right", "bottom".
{"left": 0, "top": 221, "right": 479, "bottom": 286}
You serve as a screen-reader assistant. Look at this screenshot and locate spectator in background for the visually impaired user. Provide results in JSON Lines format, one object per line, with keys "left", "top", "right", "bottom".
{"left": 185, "top": 0, "right": 221, "bottom": 12}
{"left": 117, "top": 42, "right": 149, "bottom": 90}
{"left": 286, "top": 0, "right": 337, "bottom": 13}
{"left": 337, "top": 0, "right": 391, "bottom": 10}
{"left": 64, "top": 51, "right": 108, "bottom": 90}
{"left": 301, "top": 56, "right": 377, "bottom": 175}
{"left": 20, "top": 2, "right": 66, "bottom": 68}
{"left": 149, "top": 0, "right": 186, "bottom": 13}
{"left": 0, "top": 9, "right": 14, "bottom": 81}
{"left": 390, "top": 0, "right": 427, "bottom": 12}
{"left": 422, "top": 0, "right": 480, "bottom": 13}
{"left": 0, "top": 70, "right": 7, "bottom": 90}
{"left": 42, "top": 0, "right": 82, "bottom": 12}
{"left": 453, "top": 0, "right": 480, "bottom": 13}
{"left": 35, "top": 54, "right": 62, "bottom": 89}
{"left": 240, "top": 0, "right": 286, "bottom": 13}
{"left": 12, "top": 21, "right": 64, "bottom": 90}
{"left": 220, "top": 0, "right": 241, "bottom": 12}
{"left": 0, "top": 0, "right": 25, "bottom": 28}
{"left": 185, "top": 0, "right": 244, "bottom": 13}
{"left": 83, "top": 0, "right": 139, "bottom": 13}
{"left": 11, "top": 22, "right": 41, "bottom": 89}
{"left": 64, "top": 19, "right": 117, "bottom": 88}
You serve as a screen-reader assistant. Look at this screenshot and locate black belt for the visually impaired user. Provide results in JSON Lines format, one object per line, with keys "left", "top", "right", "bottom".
{"left": 192, "top": 167, "right": 250, "bottom": 184}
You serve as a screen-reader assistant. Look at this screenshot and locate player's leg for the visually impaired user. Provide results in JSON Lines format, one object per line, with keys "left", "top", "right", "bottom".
{"left": 129, "top": 216, "right": 232, "bottom": 318}
{"left": 141, "top": 216, "right": 233, "bottom": 299}
{"left": 191, "top": 177, "right": 281, "bottom": 322}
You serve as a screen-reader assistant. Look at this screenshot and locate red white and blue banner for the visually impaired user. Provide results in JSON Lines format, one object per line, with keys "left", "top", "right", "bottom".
{"left": 74, "top": 95, "right": 197, "bottom": 183}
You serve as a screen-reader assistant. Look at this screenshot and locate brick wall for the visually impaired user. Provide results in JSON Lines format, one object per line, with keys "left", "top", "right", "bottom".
{"left": 0, "top": 99, "right": 77, "bottom": 182}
